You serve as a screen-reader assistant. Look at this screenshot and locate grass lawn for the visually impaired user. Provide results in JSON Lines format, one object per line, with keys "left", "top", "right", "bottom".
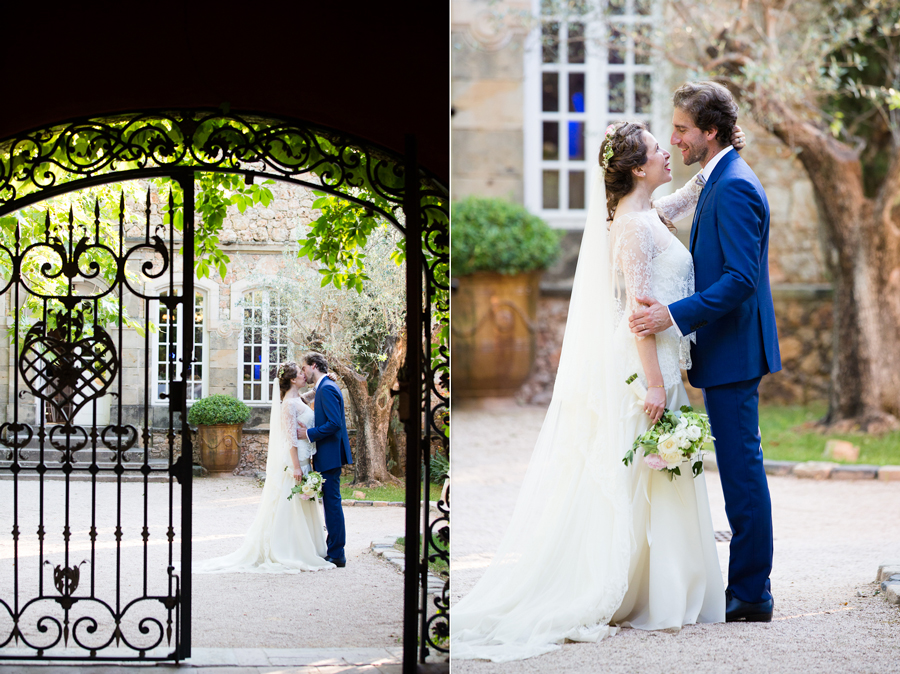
{"left": 702, "top": 403, "right": 900, "bottom": 465}
{"left": 394, "top": 535, "right": 448, "bottom": 576}
{"left": 339, "top": 475, "right": 443, "bottom": 503}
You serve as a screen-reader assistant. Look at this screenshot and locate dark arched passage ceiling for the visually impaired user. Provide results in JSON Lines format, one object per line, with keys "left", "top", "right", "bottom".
{"left": 0, "top": 1, "right": 449, "bottom": 183}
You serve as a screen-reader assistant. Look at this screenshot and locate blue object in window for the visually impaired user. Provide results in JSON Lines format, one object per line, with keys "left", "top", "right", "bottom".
{"left": 254, "top": 353, "right": 261, "bottom": 381}
{"left": 569, "top": 92, "right": 585, "bottom": 160}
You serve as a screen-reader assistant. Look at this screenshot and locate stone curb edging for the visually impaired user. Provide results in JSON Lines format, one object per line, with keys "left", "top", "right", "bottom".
{"left": 876, "top": 562, "right": 900, "bottom": 606}
{"left": 370, "top": 536, "right": 447, "bottom": 597}
{"left": 702, "top": 454, "right": 900, "bottom": 481}
{"left": 239, "top": 472, "right": 443, "bottom": 509}
{"left": 342, "top": 499, "right": 442, "bottom": 509}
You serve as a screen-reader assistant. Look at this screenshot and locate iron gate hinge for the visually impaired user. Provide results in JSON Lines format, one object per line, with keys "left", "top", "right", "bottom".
{"left": 160, "top": 381, "right": 186, "bottom": 413}
{"left": 391, "top": 381, "right": 410, "bottom": 421}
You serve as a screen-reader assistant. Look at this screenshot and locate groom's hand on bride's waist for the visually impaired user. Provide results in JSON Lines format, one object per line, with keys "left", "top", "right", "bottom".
{"left": 297, "top": 422, "right": 309, "bottom": 441}
{"left": 629, "top": 297, "right": 673, "bottom": 337}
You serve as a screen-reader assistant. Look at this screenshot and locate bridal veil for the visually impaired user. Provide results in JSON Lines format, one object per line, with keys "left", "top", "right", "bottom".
{"left": 450, "top": 169, "right": 635, "bottom": 661}
{"left": 194, "top": 382, "right": 332, "bottom": 573}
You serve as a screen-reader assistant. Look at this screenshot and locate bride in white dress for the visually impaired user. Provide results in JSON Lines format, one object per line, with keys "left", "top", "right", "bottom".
{"left": 195, "top": 362, "right": 334, "bottom": 573}
{"left": 450, "top": 122, "right": 746, "bottom": 662}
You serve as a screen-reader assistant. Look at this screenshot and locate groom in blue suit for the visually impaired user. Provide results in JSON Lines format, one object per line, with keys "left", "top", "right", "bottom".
{"left": 630, "top": 81, "right": 781, "bottom": 622}
{"left": 298, "top": 352, "right": 353, "bottom": 567}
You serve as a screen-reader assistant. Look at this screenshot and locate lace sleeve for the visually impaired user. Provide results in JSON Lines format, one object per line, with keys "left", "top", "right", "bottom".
{"left": 283, "top": 402, "right": 301, "bottom": 451}
{"left": 613, "top": 216, "right": 656, "bottom": 315}
{"left": 652, "top": 173, "right": 704, "bottom": 223}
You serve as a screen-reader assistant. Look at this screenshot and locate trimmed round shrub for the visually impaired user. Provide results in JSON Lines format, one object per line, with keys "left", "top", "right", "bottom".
{"left": 187, "top": 395, "right": 251, "bottom": 426}
{"left": 451, "top": 197, "right": 562, "bottom": 276}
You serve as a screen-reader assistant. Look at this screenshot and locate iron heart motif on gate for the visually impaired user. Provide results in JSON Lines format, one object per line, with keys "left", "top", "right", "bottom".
{"left": 19, "top": 309, "right": 118, "bottom": 422}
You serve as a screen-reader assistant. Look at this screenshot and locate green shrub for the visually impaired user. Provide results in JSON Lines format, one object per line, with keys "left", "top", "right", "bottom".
{"left": 451, "top": 197, "right": 562, "bottom": 276}
{"left": 187, "top": 395, "right": 251, "bottom": 426}
{"left": 430, "top": 451, "right": 449, "bottom": 484}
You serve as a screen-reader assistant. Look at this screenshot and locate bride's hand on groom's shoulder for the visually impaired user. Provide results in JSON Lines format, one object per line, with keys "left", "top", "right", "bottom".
{"left": 732, "top": 125, "right": 746, "bottom": 151}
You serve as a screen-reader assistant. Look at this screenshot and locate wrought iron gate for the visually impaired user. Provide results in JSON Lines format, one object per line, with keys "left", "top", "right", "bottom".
{"left": 0, "top": 112, "right": 449, "bottom": 669}
{"left": 0, "top": 175, "right": 195, "bottom": 660}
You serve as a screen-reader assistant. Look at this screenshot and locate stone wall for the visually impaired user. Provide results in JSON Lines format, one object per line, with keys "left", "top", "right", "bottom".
{"left": 451, "top": 2, "right": 529, "bottom": 203}
{"left": 518, "top": 285, "right": 834, "bottom": 407}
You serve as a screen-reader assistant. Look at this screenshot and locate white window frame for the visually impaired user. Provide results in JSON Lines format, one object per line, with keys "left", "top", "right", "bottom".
{"left": 148, "top": 278, "right": 217, "bottom": 406}
{"left": 231, "top": 280, "right": 291, "bottom": 406}
{"left": 524, "top": 0, "right": 670, "bottom": 229}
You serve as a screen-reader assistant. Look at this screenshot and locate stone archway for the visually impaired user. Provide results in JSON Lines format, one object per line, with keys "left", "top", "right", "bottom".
{"left": 0, "top": 111, "right": 448, "bottom": 670}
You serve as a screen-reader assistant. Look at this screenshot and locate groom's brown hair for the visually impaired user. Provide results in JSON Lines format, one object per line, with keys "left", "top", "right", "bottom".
{"left": 673, "top": 81, "right": 738, "bottom": 147}
{"left": 303, "top": 351, "right": 328, "bottom": 374}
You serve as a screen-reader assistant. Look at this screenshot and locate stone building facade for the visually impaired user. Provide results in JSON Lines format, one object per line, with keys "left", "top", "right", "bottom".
{"left": 0, "top": 179, "right": 359, "bottom": 475}
{"left": 452, "top": 0, "right": 834, "bottom": 405}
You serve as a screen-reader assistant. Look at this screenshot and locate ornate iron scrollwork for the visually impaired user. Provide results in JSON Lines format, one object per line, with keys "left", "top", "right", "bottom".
{"left": 20, "top": 311, "right": 118, "bottom": 423}
{"left": 0, "top": 110, "right": 449, "bottom": 667}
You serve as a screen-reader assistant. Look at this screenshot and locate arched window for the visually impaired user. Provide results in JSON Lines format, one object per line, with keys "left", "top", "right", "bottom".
{"left": 239, "top": 288, "right": 290, "bottom": 404}
{"left": 154, "top": 287, "right": 207, "bottom": 403}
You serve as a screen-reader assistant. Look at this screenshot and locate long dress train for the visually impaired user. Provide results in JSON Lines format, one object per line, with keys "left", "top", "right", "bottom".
{"left": 194, "top": 383, "right": 334, "bottom": 573}
{"left": 450, "top": 173, "right": 724, "bottom": 662}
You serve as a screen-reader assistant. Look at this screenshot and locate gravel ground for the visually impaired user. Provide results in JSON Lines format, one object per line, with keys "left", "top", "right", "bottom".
{"left": 451, "top": 398, "right": 900, "bottom": 674}
{"left": 0, "top": 475, "right": 407, "bottom": 653}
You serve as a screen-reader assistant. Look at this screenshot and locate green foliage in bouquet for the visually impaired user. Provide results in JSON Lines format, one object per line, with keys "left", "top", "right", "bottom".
{"left": 187, "top": 395, "right": 251, "bottom": 426}
{"left": 623, "top": 405, "right": 714, "bottom": 481}
{"left": 451, "top": 197, "right": 562, "bottom": 276}
{"left": 288, "top": 469, "right": 324, "bottom": 501}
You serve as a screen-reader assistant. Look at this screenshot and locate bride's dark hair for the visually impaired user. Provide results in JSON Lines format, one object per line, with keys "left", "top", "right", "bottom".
{"left": 278, "top": 361, "right": 301, "bottom": 401}
{"left": 599, "top": 122, "right": 676, "bottom": 233}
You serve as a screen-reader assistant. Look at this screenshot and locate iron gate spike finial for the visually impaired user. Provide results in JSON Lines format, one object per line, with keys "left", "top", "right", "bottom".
{"left": 0, "top": 111, "right": 447, "bottom": 667}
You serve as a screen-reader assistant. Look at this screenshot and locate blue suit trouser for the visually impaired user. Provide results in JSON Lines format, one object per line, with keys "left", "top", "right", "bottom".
{"left": 703, "top": 376, "right": 773, "bottom": 604}
{"left": 321, "top": 466, "right": 346, "bottom": 561}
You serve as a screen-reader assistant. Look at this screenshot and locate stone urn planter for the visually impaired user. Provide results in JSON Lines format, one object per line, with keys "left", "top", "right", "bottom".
{"left": 452, "top": 271, "right": 541, "bottom": 396}
{"left": 451, "top": 197, "right": 561, "bottom": 398}
{"left": 187, "top": 394, "right": 251, "bottom": 474}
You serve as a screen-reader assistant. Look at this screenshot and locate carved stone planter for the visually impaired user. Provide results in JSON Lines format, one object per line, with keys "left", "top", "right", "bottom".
{"left": 451, "top": 271, "right": 540, "bottom": 397}
{"left": 197, "top": 423, "right": 243, "bottom": 474}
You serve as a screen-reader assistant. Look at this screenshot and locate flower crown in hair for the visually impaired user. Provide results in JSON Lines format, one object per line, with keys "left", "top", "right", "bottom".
{"left": 600, "top": 123, "right": 619, "bottom": 172}
{"left": 277, "top": 365, "right": 286, "bottom": 379}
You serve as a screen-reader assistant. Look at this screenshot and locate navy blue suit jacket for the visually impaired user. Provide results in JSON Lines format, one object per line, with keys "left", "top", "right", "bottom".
{"left": 306, "top": 377, "right": 353, "bottom": 473}
{"left": 669, "top": 150, "right": 781, "bottom": 388}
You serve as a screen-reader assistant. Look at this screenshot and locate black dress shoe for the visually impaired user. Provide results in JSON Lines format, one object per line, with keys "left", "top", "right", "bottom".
{"left": 325, "top": 556, "right": 346, "bottom": 567}
{"left": 725, "top": 589, "right": 773, "bottom": 622}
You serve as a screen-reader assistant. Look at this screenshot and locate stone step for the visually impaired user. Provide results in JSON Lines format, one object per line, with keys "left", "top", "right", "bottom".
{"left": 0, "top": 471, "right": 172, "bottom": 483}
{"left": 0, "top": 448, "right": 156, "bottom": 463}
{"left": 0, "top": 458, "right": 172, "bottom": 483}
{"left": 0, "top": 447, "right": 144, "bottom": 463}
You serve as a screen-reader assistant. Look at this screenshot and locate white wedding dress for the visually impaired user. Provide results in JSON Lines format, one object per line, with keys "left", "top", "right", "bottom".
{"left": 195, "top": 384, "right": 334, "bottom": 573}
{"left": 450, "top": 173, "right": 724, "bottom": 662}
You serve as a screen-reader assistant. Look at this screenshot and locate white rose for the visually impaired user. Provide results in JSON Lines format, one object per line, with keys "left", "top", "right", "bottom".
{"left": 686, "top": 425, "right": 702, "bottom": 442}
{"left": 672, "top": 429, "right": 691, "bottom": 449}
{"left": 656, "top": 434, "right": 683, "bottom": 466}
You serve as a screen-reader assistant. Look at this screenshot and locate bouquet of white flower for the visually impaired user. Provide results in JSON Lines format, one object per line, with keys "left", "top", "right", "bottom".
{"left": 622, "top": 405, "right": 714, "bottom": 481}
{"left": 287, "top": 469, "right": 324, "bottom": 501}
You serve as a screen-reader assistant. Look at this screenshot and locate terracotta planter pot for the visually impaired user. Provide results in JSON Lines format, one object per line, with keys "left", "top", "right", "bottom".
{"left": 451, "top": 271, "right": 540, "bottom": 397}
{"left": 197, "top": 423, "right": 243, "bottom": 473}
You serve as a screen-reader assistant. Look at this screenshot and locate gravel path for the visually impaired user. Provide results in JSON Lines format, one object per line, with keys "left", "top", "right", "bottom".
{"left": 192, "top": 476, "right": 406, "bottom": 648}
{"left": 451, "top": 398, "right": 900, "bottom": 674}
{"left": 0, "top": 475, "right": 406, "bottom": 652}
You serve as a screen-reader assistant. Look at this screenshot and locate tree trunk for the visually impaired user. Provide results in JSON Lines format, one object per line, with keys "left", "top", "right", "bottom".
{"left": 762, "top": 100, "right": 900, "bottom": 431}
{"left": 386, "top": 397, "right": 406, "bottom": 478}
{"left": 330, "top": 333, "right": 408, "bottom": 486}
